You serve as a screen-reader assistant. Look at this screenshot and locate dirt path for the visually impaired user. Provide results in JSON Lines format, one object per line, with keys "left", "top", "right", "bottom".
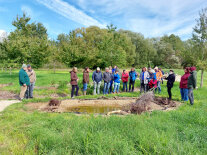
{"left": 0, "top": 100, "right": 20, "bottom": 112}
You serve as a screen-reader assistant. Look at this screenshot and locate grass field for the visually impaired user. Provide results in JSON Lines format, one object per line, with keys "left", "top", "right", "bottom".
{"left": 0, "top": 69, "right": 207, "bottom": 154}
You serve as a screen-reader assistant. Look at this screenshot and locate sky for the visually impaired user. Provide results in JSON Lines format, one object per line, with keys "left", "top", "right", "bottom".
{"left": 0, "top": 0, "right": 206, "bottom": 40}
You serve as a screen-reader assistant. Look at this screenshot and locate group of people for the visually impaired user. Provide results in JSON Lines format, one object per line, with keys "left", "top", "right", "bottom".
{"left": 19, "top": 64, "right": 36, "bottom": 100}
{"left": 18, "top": 64, "right": 197, "bottom": 105}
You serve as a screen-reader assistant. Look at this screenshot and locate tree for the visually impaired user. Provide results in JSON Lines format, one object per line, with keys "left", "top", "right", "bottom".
{"left": 192, "top": 8, "right": 207, "bottom": 88}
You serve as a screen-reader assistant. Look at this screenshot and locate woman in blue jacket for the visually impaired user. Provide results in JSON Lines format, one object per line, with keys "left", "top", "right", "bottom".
{"left": 129, "top": 68, "right": 138, "bottom": 92}
{"left": 113, "top": 70, "right": 121, "bottom": 93}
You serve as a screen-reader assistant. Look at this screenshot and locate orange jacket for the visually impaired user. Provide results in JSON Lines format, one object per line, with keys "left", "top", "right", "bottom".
{"left": 156, "top": 70, "right": 163, "bottom": 81}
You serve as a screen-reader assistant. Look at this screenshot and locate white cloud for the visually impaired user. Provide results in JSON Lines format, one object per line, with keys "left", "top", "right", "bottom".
{"left": 36, "top": 0, "right": 106, "bottom": 28}
{"left": 0, "top": 30, "right": 7, "bottom": 42}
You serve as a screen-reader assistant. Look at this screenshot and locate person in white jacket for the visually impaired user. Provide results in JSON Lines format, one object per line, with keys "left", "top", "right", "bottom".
{"left": 139, "top": 67, "right": 149, "bottom": 93}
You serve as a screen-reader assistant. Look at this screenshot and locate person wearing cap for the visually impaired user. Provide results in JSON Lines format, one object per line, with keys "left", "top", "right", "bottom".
{"left": 19, "top": 64, "right": 30, "bottom": 100}
{"left": 139, "top": 67, "right": 150, "bottom": 93}
{"left": 154, "top": 67, "right": 163, "bottom": 93}
{"left": 25, "top": 64, "right": 36, "bottom": 98}
{"left": 92, "top": 67, "right": 102, "bottom": 95}
{"left": 165, "top": 70, "right": 175, "bottom": 100}
{"left": 187, "top": 66, "right": 197, "bottom": 105}
{"left": 103, "top": 67, "right": 112, "bottom": 95}
{"left": 180, "top": 67, "right": 191, "bottom": 102}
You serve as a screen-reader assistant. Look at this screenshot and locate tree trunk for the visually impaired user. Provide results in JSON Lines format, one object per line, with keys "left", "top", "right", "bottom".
{"left": 200, "top": 70, "right": 204, "bottom": 88}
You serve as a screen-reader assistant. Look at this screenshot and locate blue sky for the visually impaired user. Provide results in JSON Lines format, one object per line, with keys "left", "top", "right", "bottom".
{"left": 0, "top": 0, "right": 206, "bottom": 40}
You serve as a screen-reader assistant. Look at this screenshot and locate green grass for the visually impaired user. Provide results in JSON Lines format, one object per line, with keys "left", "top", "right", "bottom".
{"left": 0, "top": 69, "right": 207, "bottom": 154}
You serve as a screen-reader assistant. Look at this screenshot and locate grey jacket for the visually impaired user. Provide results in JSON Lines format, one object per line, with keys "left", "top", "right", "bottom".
{"left": 103, "top": 72, "right": 111, "bottom": 83}
{"left": 139, "top": 71, "right": 150, "bottom": 84}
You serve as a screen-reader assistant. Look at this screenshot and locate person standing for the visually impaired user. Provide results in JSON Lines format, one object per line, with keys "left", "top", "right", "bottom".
{"left": 92, "top": 67, "right": 102, "bottom": 95}
{"left": 113, "top": 70, "right": 121, "bottom": 93}
{"left": 154, "top": 67, "right": 163, "bottom": 93}
{"left": 179, "top": 67, "right": 190, "bottom": 101}
{"left": 26, "top": 64, "right": 36, "bottom": 98}
{"left": 129, "top": 68, "right": 137, "bottom": 92}
{"left": 83, "top": 67, "right": 89, "bottom": 95}
{"left": 70, "top": 67, "right": 79, "bottom": 98}
{"left": 19, "top": 64, "right": 30, "bottom": 100}
{"left": 103, "top": 67, "right": 111, "bottom": 95}
{"left": 139, "top": 67, "right": 149, "bottom": 93}
{"left": 165, "top": 70, "right": 175, "bottom": 100}
{"left": 187, "top": 67, "right": 197, "bottom": 105}
{"left": 159, "top": 68, "right": 164, "bottom": 84}
{"left": 109, "top": 67, "right": 114, "bottom": 94}
{"left": 121, "top": 70, "right": 129, "bottom": 92}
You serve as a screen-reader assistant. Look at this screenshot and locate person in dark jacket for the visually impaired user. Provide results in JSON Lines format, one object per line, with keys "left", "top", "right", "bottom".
{"left": 109, "top": 67, "right": 114, "bottom": 93}
{"left": 92, "top": 67, "right": 102, "bottom": 95}
{"left": 187, "top": 67, "right": 197, "bottom": 105}
{"left": 165, "top": 70, "right": 175, "bottom": 100}
{"left": 19, "top": 64, "right": 30, "bottom": 100}
{"left": 129, "top": 68, "right": 138, "bottom": 92}
{"left": 83, "top": 67, "right": 89, "bottom": 95}
{"left": 179, "top": 67, "right": 190, "bottom": 101}
{"left": 70, "top": 67, "right": 79, "bottom": 98}
{"left": 103, "top": 67, "right": 111, "bottom": 95}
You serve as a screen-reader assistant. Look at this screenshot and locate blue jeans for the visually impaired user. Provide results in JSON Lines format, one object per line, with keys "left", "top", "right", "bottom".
{"left": 93, "top": 81, "right": 101, "bottom": 95}
{"left": 180, "top": 88, "right": 188, "bottom": 101}
{"left": 25, "top": 82, "right": 35, "bottom": 98}
{"left": 83, "top": 83, "right": 87, "bottom": 91}
{"left": 155, "top": 81, "right": 161, "bottom": 93}
{"left": 109, "top": 81, "right": 113, "bottom": 93}
{"left": 103, "top": 82, "right": 110, "bottom": 94}
{"left": 113, "top": 82, "right": 120, "bottom": 93}
{"left": 123, "top": 82, "right": 128, "bottom": 92}
{"left": 188, "top": 88, "right": 194, "bottom": 105}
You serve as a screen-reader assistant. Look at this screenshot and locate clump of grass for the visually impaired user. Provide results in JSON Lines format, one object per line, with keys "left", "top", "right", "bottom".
{"left": 57, "top": 81, "right": 68, "bottom": 90}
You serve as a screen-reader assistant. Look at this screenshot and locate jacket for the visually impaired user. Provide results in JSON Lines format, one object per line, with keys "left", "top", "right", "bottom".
{"left": 92, "top": 71, "right": 102, "bottom": 83}
{"left": 188, "top": 71, "right": 197, "bottom": 89}
{"left": 139, "top": 71, "right": 150, "bottom": 84}
{"left": 114, "top": 73, "right": 121, "bottom": 83}
{"left": 19, "top": 68, "right": 30, "bottom": 86}
{"left": 26, "top": 69, "right": 36, "bottom": 83}
{"left": 103, "top": 72, "right": 111, "bottom": 83}
{"left": 149, "top": 79, "right": 157, "bottom": 89}
{"left": 121, "top": 73, "right": 129, "bottom": 82}
{"left": 156, "top": 70, "right": 163, "bottom": 81}
{"left": 70, "top": 71, "right": 78, "bottom": 85}
{"left": 83, "top": 71, "right": 89, "bottom": 84}
{"left": 179, "top": 72, "right": 190, "bottom": 89}
{"left": 129, "top": 71, "right": 137, "bottom": 81}
{"left": 166, "top": 73, "right": 175, "bottom": 88}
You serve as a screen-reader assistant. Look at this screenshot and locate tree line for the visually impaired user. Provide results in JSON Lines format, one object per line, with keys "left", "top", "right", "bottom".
{"left": 0, "top": 8, "right": 206, "bottom": 87}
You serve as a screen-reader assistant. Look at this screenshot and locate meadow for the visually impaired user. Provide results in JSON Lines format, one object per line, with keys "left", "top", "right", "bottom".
{"left": 0, "top": 69, "right": 207, "bottom": 154}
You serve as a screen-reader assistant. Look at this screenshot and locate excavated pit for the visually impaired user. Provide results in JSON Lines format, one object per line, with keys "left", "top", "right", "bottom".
{"left": 25, "top": 93, "right": 181, "bottom": 115}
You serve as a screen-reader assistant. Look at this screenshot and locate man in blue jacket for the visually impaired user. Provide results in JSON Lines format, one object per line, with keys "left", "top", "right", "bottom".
{"left": 19, "top": 64, "right": 30, "bottom": 100}
{"left": 129, "top": 68, "right": 138, "bottom": 92}
{"left": 92, "top": 67, "right": 102, "bottom": 95}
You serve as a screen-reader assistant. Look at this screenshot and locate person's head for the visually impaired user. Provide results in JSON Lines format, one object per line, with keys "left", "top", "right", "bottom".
{"left": 190, "top": 66, "right": 196, "bottom": 72}
{"left": 142, "top": 67, "right": 146, "bottom": 72}
{"left": 158, "top": 68, "right": 162, "bottom": 71}
{"left": 109, "top": 66, "right": 112, "bottom": 70}
{"left": 85, "top": 67, "right": 89, "bottom": 72}
{"left": 22, "top": 64, "right": 27, "bottom": 71}
{"left": 105, "top": 67, "right": 109, "bottom": 72}
{"left": 149, "top": 69, "right": 155, "bottom": 74}
{"left": 97, "top": 67, "right": 100, "bottom": 72}
{"left": 114, "top": 66, "right": 117, "bottom": 69}
{"left": 27, "top": 64, "right": 31, "bottom": 70}
{"left": 115, "top": 70, "right": 119, "bottom": 74}
{"left": 154, "top": 67, "right": 158, "bottom": 72}
{"left": 72, "top": 67, "right": 77, "bottom": 73}
{"left": 123, "top": 69, "right": 126, "bottom": 74}
{"left": 184, "top": 67, "right": 190, "bottom": 73}
{"left": 131, "top": 67, "right": 135, "bottom": 71}
{"left": 169, "top": 70, "right": 174, "bottom": 74}
{"left": 148, "top": 67, "right": 152, "bottom": 71}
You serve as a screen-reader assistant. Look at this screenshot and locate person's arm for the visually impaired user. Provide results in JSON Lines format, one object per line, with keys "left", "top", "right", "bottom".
{"left": 103, "top": 73, "right": 106, "bottom": 81}
{"left": 71, "top": 72, "right": 77, "bottom": 81}
{"left": 19, "top": 72, "right": 26, "bottom": 86}
{"left": 92, "top": 72, "right": 95, "bottom": 81}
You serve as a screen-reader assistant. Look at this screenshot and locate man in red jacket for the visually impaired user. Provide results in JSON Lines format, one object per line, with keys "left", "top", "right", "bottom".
{"left": 121, "top": 70, "right": 129, "bottom": 92}
{"left": 179, "top": 67, "right": 190, "bottom": 101}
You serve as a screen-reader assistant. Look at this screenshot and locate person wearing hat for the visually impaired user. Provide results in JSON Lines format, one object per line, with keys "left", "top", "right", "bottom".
{"left": 154, "top": 66, "right": 163, "bottom": 93}
{"left": 19, "top": 64, "right": 30, "bottom": 100}
{"left": 26, "top": 64, "right": 36, "bottom": 98}
{"left": 187, "top": 66, "right": 197, "bottom": 105}
{"left": 92, "top": 67, "right": 102, "bottom": 95}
